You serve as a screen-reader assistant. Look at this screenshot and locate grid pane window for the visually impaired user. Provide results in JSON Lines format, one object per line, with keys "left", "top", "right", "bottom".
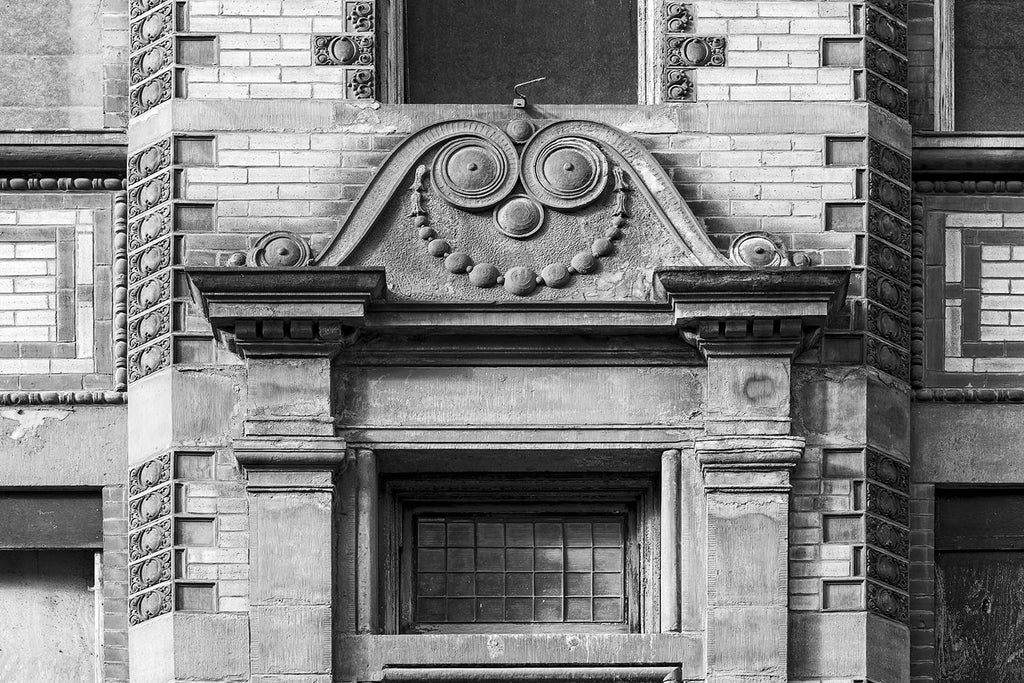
{"left": 414, "top": 516, "right": 627, "bottom": 625}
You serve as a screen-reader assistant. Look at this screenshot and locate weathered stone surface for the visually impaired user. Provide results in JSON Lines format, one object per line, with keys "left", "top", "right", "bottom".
{"left": 0, "top": 405, "right": 125, "bottom": 485}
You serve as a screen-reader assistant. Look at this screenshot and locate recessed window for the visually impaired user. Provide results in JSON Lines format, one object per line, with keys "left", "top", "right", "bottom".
{"left": 402, "top": 0, "right": 639, "bottom": 104}
{"left": 382, "top": 476, "right": 654, "bottom": 634}
{"left": 412, "top": 512, "right": 630, "bottom": 626}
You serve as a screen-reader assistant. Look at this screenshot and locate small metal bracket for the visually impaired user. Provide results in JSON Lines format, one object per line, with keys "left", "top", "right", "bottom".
{"left": 512, "top": 77, "right": 546, "bottom": 108}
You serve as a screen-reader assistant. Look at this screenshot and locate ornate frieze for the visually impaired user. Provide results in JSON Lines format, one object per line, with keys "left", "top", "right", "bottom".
{"left": 866, "top": 273, "right": 910, "bottom": 318}
{"left": 866, "top": 515, "right": 909, "bottom": 557}
{"left": 866, "top": 547, "right": 909, "bottom": 592}
{"left": 128, "top": 271, "right": 172, "bottom": 318}
{"left": 665, "top": 2, "right": 693, "bottom": 32}
{"left": 129, "top": 518, "right": 172, "bottom": 562}
{"left": 129, "top": 484, "right": 172, "bottom": 529}
{"left": 129, "top": 452, "right": 171, "bottom": 497}
{"left": 867, "top": 237, "right": 910, "bottom": 282}
{"left": 128, "top": 337, "right": 172, "bottom": 382}
{"left": 312, "top": 1, "right": 376, "bottom": 100}
{"left": 130, "top": 550, "right": 173, "bottom": 593}
{"left": 866, "top": 449, "right": 909, "bottom": 492}
{"left": 130, "top": 70, "right": 173, "bottom": 117}
{"left": 915, "top": 179, "right": 1024, "bottom": 193}
{"left": 869, "top": 140, "right": 911, "bottom": 188}
{"left": 866, "top": 72, "right": 909, "bottom": 120}
{"left": 866, "top": 481, "right": 909, "bottom": 527}
{"left": 128, "top": 206, "right": 172, "bottom": 252}
{"left": 867, "top": 303, "right": 910, "bottom": 348}
{"left": 869, "top": 172, "right": 911, "bottom": 217}
{"left": 866, "top": 336, "right": 910, "bottom": 381}
{"left": 126, "top": 136, "right": 177, "bottom": 384}
{"left": 866, "top": 41, "right": 908, "bottom": 87}
{"left": 129, "top": 1, "right": 176, "bottom": 116}
{"left": 869, "top": 204, "right": 911, "bottom": 252}
{"left": 128, "top": 237, "right": 172, "bottom": 283}
{"left": 868, "top": 0, "right": 908, "bottom": 23}
{"left": 128, "top": 139, "right": 172, "bottom": 186}
{"left": 129, "top": 584, "right": 172, "bottom": 625}
{"left": 866, "top": 7, "right": 907, "bottom": 54}
{"left": 867, "top": 580, "right": 909, "bottom": 623}
{"left": 665, "top": 36, "right": 726, "bottom": 67}
{"left": 661, "top": 0, "right": 724, "bottom": 102}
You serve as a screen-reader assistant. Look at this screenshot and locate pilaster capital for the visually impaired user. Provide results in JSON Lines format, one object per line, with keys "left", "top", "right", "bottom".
{"left": 695, "top": 435, "right": 805, "bottom": 492}
{"left": 232, "top": 436, "right": 349, "bottom": 489}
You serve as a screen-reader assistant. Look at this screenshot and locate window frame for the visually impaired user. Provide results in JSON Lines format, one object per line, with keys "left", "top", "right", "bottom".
{"left": 376, "top": 0, "right": 659, "bottom": 105}
{"left": 379, "top": 474, "right": 659, "bottom": 635}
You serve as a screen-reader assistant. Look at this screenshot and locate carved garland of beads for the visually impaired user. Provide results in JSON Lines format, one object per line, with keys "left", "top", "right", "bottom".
{"left": 410, "top": 163, "right": 631, "bottom": 297}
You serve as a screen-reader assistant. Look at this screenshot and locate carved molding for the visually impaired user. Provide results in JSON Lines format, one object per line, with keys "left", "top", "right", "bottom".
{"left": 866, "top": 514, "right": 909, "bottom": 557}
{"left": 866, "top": 8, "right": 907, "bottom": 54}
{"left": 314, "top": 119, "right": 731, "bottom": 268}
{"left": 866, "top": 547, "right": 909, "bottom": 592}
{"left": 129, "top": 484, "right": 172, "bottom": 529}
{"left": 128, "top": 138, "right": 172, "bottom": 187}
{"left": 914, "top": 179, "right": 1024, "bottom": 194}
{"left": 0, "top": 176, "right": 125, "bottom": 191}
{"left": 866, "top": 481, "right": 909, "bottom": 527}
{"left": 128, "top": 337, "right": 172, "bottom": 382}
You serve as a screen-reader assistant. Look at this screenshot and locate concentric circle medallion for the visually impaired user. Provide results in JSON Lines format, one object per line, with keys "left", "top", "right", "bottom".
{"left": 432, "top": 136, "right": 517, "bottom": 210}
{"left": 522, "top": 137, "right": 608, "bottom": 209}
{"left": 493, "top": 194, "right": 544, "bottom": 239}
{"left": 729, "top": 231, "right": 788, "bottom": 267}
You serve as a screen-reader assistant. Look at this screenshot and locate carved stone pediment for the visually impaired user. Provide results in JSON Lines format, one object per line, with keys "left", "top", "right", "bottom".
{"left": 315, "top": 118, "right": 732, "bottom": 302}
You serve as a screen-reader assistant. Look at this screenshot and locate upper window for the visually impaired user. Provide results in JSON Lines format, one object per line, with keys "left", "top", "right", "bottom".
{"left": 402, "top": 0, "right": 639, "bottom": 104}
{"left": 953, "top": 0, "right": 1024, "bottom": 130}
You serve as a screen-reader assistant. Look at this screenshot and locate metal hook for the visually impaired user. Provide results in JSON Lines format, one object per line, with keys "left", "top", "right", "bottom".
{"left": 512, "top": 77, "right": 546, "bottom": 108}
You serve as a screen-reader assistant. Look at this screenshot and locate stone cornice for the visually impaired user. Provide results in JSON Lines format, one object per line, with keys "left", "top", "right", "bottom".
{"left": 186, "top": 267, "right": 387, "bottom": 356}
{"left": 656, "top": 266, "right": 850, "bottom": 358}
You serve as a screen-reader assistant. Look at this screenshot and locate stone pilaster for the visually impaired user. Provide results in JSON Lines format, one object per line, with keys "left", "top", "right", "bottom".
{"left": 234, "top": 437, "right": 346, "bottom": 681}
{"left": 658, "top": 266, "right": 849, "bottom": 682}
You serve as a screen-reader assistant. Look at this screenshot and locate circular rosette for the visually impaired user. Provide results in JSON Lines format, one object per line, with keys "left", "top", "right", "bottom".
{"left": 431, "top": 135, "right": 518, "bottom": 210}
{"left": 521, "top": 136, "right": 609, "bottom": 210}
{"left": 247, "top": 231, "right": 312, "bottom": 267}
{"left": 493, "top": 195, "right": 544, "bottom": 239}
{"left": 729, "top": 231, "right": 789, "bottom": 267}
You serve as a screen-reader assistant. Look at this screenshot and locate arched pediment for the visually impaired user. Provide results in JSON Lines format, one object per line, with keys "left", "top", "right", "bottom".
{"left": 314, "top": 118, "right": 733, "bottom": 301}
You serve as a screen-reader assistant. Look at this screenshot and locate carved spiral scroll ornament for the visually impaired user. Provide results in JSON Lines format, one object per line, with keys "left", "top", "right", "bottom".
{"left": 431, "top": 135, "right": 519, "bottom": 210}
{"left": 521, "top": 137, "right": 609, "bottom": 210}
{"left": 410, "top": 164, "right": 630, "bottom": 297}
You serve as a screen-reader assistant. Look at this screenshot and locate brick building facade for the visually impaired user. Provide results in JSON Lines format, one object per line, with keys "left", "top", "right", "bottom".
{"left": 0, "top": 0, "right": 1020, "bottom": 680}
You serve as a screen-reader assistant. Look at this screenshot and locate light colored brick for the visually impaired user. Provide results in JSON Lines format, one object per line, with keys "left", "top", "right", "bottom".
{"left": 219, "top": 66, "right": 281, "bottom": 83}
{"left": 760, "top": 34, "right": 822, "bottom": 50}
{"left": 248, "top": 133, "right": 309, "bottom": 149}
{"left": 219, "top": 34, "right": 280, "bottom": 49}
{"left": 730, "top": 18, "right": 791, "bottom": 33}
{"left": 18, "top": 210, "right": 77, "bottom": 225}
{"left": 790, "top": 18, "right": 851, "bottom": 34}
{"left": 221, "top": 0, "right": 281, "bottom": 15}
{"left": 189, "top": 83, "right": 251, "bottom": 98}
{"left": 188, "top": 167, "right": 248, "bottom": 184}
{"left": 250, "top": 83, "right": 312, "bottom": 98}
{"left": 730, "top": 85, "right": 791, "bottom": 100}
{"left": 946, "top": 212, "right": 1003, "bottom": 227}
{"left": 758, "top": 68, "right": 819, "bottom": 84}
{"left": 13, "top": 244, "right": 56, "bottom": 259}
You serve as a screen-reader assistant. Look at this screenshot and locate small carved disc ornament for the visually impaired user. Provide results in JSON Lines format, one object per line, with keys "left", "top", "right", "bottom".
{"left": 523, "top": 137, "right": 609, "bottom": 210}
{"left": 247, "top": 231, "right": 311, "bottom": 267}
{"left": 493, "top": 195, "right": 544, "bottom": 239}
{"left": 729, "top": 231, "right": 789, "bottom": 267}
{"left": 432, "top": 137, "right": 517, "bottom": 210}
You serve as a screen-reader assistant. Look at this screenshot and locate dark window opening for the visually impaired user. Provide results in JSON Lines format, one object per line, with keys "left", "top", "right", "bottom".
{"left": 403, "top": 0, "right": 639, "bottom": 105}
{"left": 936, "top": 489, "right": 1024, "bottom": 682}
{"left": 954, "top": 0, "right": 1024, "bottom": 130}
{"left": 412, "top": 513, "right": 629, "bottom": 626}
